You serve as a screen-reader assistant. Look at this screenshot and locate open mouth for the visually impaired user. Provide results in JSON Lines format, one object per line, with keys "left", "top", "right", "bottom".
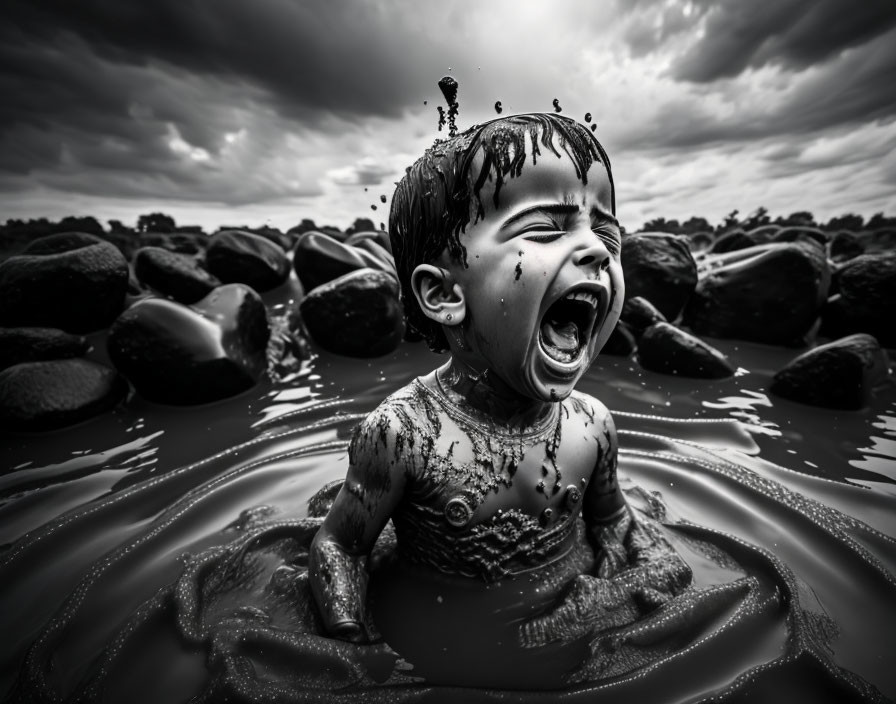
{"left": 538, "top": 288, "right": 603, "bottom": 368}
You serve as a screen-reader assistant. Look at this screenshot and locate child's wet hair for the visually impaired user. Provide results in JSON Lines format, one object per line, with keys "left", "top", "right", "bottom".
{"left": 389, "top": 112, "right": 615, "bottom": 353}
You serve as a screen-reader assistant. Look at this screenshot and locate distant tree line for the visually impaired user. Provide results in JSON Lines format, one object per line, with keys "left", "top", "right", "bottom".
{"left": 639, "top": 207, "right": 896, "bottom": 235}
{"left": 1, "top": 208, "right": 893, "bottom": 244}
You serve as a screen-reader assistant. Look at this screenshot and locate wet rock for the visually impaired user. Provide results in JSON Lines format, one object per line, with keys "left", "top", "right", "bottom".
{"left": 0, "top": 232, "right": 129, "bottom": 333}
{"left": 134, "top": 247, "right": 221, "bottom": 304}
{"left": 344, "top": 235, "right": 396, "bottom": 274}
{"left": 686, "top": 231, "right": 714, "bottom": 253}
{"left": 621, "top": 296, "right": 667, "bottom": 339}
{"left": 205, "top": 230, "right": 290, "bottom": 292}
{"left": 0, "top": 327, "right": 90, "bottom": 371}
{"left": 683, "top": 243, "right": 830, "bottom": 346}
{"left": 770, "top": 334, "right": 889, "bottom": 410}
{"left": 772, "top": 227, "right": 827, "bottom": 250}
{"left": 601, "top": 322, "right": 637, "bottom": 357}
{"left": 744, "top": 225, "right": 781, "bottom": 243}
{"left": 107, "top": 284, "right": 270, "bottom": 405}
{"left": 621, "top": 233, "right": 697, "bottom": 321}
{"left": 293, "top": 231, "right": 370, "bottom": 291}
{"left": 298, "top": 268, "right": 404, "bottom": 358}
{"left": 103, "top": 231, "right": 209, "bottom": 261}
{"left": 709, "top": 229, "right": 755, "bottom": 254}
{"left": 345, "top": 229, "right": 393, "bottom": 255}
{"left": 857, "top": 228, "right": 896, "bottom": 254}
{"left": 828, "top": 231, "right": 864, "bottom": 263}
{"left": 0, "top": 359, "right": 127, "bottom": 431}
{"left": 638, "top": 322, "right": 735, "bottom": 378}
{"left": 820, "top": 252, "right": 896, "bottom": 347}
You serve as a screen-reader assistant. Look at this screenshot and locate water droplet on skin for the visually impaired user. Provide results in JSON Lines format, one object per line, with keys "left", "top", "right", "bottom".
{"left": 380, "top": 194, "right": 387, "bottom": 203}
{"left": 585, "top": 112, "right": 592, "bottom": 123}
{"left": 494, "top": 100, "right": 503, "bottom": 114}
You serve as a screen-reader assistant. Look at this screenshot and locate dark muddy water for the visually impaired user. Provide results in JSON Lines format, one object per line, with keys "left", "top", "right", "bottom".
{"left": 1, "top": 328, "right": 894, "bottom": 702}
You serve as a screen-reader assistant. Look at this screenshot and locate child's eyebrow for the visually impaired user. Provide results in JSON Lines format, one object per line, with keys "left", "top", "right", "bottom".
{"left": 589, "top": 205, "right": 619, "bottom": 229}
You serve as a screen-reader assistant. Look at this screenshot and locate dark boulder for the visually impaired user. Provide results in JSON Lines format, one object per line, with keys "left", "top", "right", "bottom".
{"left": 770, "top": 334, "right": 889, "bottom": 410}
{"left": 298, "top": 268, "right": 404, "bottom": 358}
{"left": 0, "top": 327, "right": 90, "bottom": 371}
{"left": 744, "top": 225, "right": 781, "bottom": 243}
{"left": 0, "top": 359, "right": 127, "bottom": 431}
{"left": 134, "top": 246, "right": 221, "bottom": 304}
{"left": 772, "top": 227, "right": 827, "bottom": 248}
{"left": 685, "top": 231, "right": 714, "bottom": 253}
{"left": 601, "top": 322, "right": 637, "bottom": 357}
{"left": 856, "top": 229, "right": 896, "bottom": 254}
{"left": 0, "top": 232, "right": 129, "bottom": 333}
{"left": 683, "top": 243, "right": 830, "bottom": 346}
{"left": 638, "top": 322, "right": 735, "bottom": 378}
{"left": 205, "top": 230, "right": 290, "bottom": 292}
{"left": 828, "top": 231, "right": 864, "bottom": 263}
{"left": 820, "top": 252, "right": 896, "bottom": 347}
{"left": 345, "top": 237, "right": 396, "bottom": 276}
{"left": 345, "top": 229, "right": 393, "bottom": 255}
{"left": 107, "top": 284, "right": 270, "bottom": 405}
{"left": 709, "top": 230, "right": 756, "bottom": 254}
{"left": 620, "top": 296, "right": 667, "bottom": 339}
{"left": 293, "top": 232, "right": 369, "bottom": 292}
{"left": 621, "top": 233, "right": 697, "bottom": 321}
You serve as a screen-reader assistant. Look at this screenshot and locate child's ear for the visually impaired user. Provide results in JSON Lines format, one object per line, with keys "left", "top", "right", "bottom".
{"left": 411, "top": 264, "right": 466, "bottom": 326}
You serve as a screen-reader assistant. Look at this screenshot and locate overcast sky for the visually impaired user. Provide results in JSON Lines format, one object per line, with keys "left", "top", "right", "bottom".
{"left": 2, "top": 0, "right": 895, "bottom": 233}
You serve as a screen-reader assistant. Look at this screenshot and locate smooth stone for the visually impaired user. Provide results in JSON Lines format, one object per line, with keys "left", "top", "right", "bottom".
{"left": 345, "top": 237, "right": 397, "bottom": 276}
{"left": 685, "top": 231, "right": 714, "bottom": 253}
{"left": 134, "top": 247, "right": 221, "bottom": 304}
{"left": 205, "top": 230, "right": 290, "bottom": 292}
{"left": 827, "top": 231, "right": 864, "bottom": 263}
{"left": 744, "top": 225, "right": 781, "bottom": 243}
{"left": 0, "top": 232, "right": 129, "bottom": 333}
{"left": 621, "top": 233, "right": 697, "bottom": 321}
{"left": 103, "top": 231, "right": 210, "bottom": 260}
{"left": 601, "top": 322, "right": 637, "bottom": 357}
{"left": 638, "top": 322, "right": 735, "bottom": 378}
{"left": 683, "top": 243, "right": 830, "bottom": 346}
{"left": 856, "top": 228, "right": 896, "bottom": 254}
{"left": 820, "top": 252, "right": 896, "bottom": 347}
{"left": 344, "top": 229, "right": 393, "bottom": 255}
{"left": 621, "top": 296, "right": 667, "bottom": 339}
{"left": 297, "top": 268, "right": 404, "bottom": 358}
{"left": 709, "top": 230, "right": 756, "bottom": 254}
{"left": 770, "top": 334, "right": 889, "bottom": 410}
{"left": 772, "top": 227, "right": 827, "bottom": 249}
{"left": 293, "top": 232, "right": 369, "bottom": 291}
{"left": 107, "top": 284, "right": 270, "bottom": 405}
{"left": 0, "top": 359, "right": 127, "bottom": 431}
{"left": 0, "top": 327, "right": 90, "bottom": 371}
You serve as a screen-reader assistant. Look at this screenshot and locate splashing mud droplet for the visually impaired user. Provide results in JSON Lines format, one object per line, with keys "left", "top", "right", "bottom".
{"left": 438, "top": 75, "right": 460, "bottom": 137}
{"left": 379, "top": 222, "right": 385, "bottom": 230}
{"left": 494, "top": 101, "right": 503, "bottom": 114}
{"left": 584, "top": 112, "right": 592, "bottom": 123}
{"left": 364, "top": 187, "right": 368, "bottom": 192}
{"left": 591, "top": 124, "right": 597, "bottom": 132}
{"left": 380, "top": 194, "right": 387, "bottom": 203}
{"left": 371, "top": 205, "right": 377, "bottom": 211}
{"left": 552, "top": 98, "right": 562, "bottom": 113}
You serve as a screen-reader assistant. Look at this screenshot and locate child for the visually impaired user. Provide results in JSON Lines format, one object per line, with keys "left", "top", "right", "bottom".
{"left": 309, "top": 113, "right": 691, "bottom": 688}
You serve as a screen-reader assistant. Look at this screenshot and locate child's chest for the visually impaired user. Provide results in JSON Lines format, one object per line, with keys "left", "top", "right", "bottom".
{"left": 407, "top": 404, "right": 606, "bottom": 528}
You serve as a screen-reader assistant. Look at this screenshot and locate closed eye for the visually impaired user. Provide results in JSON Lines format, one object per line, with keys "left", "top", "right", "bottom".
{"left": 524, "top": 231, "right": 564, "bottom": 243}
{"left": 593, "top": 228, "right": 621, "bottom": 256}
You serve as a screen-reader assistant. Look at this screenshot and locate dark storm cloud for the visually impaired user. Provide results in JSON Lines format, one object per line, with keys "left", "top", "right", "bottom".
{"left": 618, "top": 26, "right": 896, "bottom": 152}
{"left": 669, "top": 0, "right": 896, "bottom": 82}
{"left": 2, "top": 0, "right": 441, "bottom": 121}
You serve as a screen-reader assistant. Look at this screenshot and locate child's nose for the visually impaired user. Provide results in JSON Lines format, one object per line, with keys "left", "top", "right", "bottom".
{"left": 572, "top": 231, "right": 611, "bottom": 273}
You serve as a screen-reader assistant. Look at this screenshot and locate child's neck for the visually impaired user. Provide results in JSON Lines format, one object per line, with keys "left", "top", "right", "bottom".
{"left": 435, "top": 358, "right": 553, "bottom": 431}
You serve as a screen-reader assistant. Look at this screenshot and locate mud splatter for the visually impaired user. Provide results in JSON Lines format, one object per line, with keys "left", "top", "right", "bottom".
{"left": 585, "top": 112, "right": 592, "bottom": 123}
{"left": 494, "top": 101, "right": 503, "bottom": 114}
{"left": 380, "top": 195, "right": 387, "bottom": 203}
{"left": 438, "top": 76, "right": 460, "bottom": 137}
{"left": 552, "top": 98, "right": 562, "bottom": 113}
{"left": 514, "top": 261, "right": 523, "bottom": 281}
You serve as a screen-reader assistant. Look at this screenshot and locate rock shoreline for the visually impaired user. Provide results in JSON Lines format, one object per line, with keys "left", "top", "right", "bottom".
{"left": 0, "top": 226, "right": 891, "bottom": 430}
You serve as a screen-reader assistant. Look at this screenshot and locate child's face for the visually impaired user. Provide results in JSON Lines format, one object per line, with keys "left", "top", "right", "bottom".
{"left": 444, "top": 142, "right": 624, "bottom": 402}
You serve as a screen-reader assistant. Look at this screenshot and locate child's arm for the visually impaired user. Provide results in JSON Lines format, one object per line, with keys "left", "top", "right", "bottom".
{"left": 309, "top": 408, "right": 407, "bottom": 643}
{"left": 582, "top": 404, "right": 692, "bottom": 607}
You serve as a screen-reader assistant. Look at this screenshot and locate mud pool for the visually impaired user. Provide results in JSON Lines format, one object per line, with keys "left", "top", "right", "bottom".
{"left": 1, "top": 334, "right": 894, "bottom": 703}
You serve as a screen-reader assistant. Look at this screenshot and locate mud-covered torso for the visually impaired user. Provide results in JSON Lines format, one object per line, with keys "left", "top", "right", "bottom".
{"left": 352, "top": 377, "right": 620, "bottom": 581}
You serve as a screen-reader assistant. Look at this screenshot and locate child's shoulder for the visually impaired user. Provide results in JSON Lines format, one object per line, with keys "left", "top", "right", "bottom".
{"left": 354, "top": 378, "right": 432, "bottom": 440}
{"left": 566, "top": 389, "right": 613, "bottom": 427}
